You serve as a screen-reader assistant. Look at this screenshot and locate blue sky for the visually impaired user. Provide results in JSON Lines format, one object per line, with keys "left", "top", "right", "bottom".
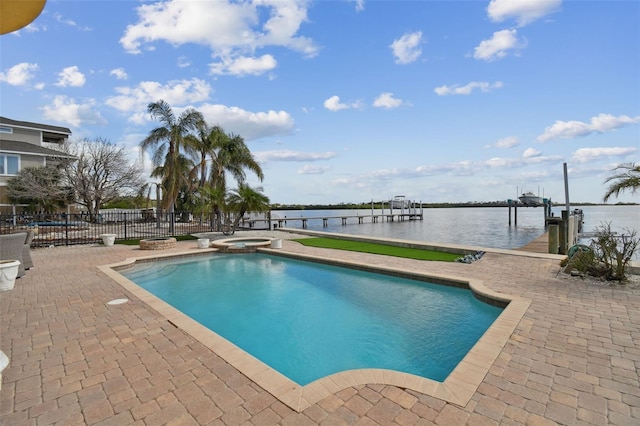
{"left": 1, "top": 0, "right": 638, "bottom": 205}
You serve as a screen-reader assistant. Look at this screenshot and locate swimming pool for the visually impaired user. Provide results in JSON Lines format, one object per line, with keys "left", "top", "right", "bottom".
{"left": 103, "top": 248, "right": 530, "bottom": 411}
{"left": 120, "top": 253, "right": 502, "bottom": 384}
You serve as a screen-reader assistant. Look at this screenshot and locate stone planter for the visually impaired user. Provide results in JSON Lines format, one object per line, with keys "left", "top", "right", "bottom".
{"left": 100, "top": 234, "right": 116, "bottom": 247}
{"left": 197, "top": 238, "right": 210, "bottom": 249}
{"left": 0, "top": 260, "right": 21, "bottom": 292}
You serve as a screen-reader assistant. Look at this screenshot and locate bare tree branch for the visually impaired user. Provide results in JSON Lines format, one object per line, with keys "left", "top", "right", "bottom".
{"left": 6, "top": 166, "right": 71, "bottom": 211}
{"left": 61, "top": 138, "right": 145, "bottom": 221}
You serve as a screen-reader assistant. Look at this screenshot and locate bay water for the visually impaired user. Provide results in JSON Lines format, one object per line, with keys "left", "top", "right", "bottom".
{"left": 272, "top": 205, "right": 638, "bottom": 254}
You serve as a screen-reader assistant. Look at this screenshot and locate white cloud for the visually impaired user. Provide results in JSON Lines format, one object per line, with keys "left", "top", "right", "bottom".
{"left": 473, "top": 29, "right": 525, "bottom": 61}
{"left": 537, "top": 113, "right": 640, "bottom": 142}
{"left": 417, "top": 154, "right": 562, "bottom": 176}
{"left": 255, "top": 150, "right": 336, "bottom": 162}
{"left": 373, "top": 92, "right": 403, "bottom": 109}
{"left": 0, "top": 62, "right": 38, "bottom": 86}
{"left": 522, "top": 147, "right": 541, "bottom": 158}
{"left": 53, "top": 13, "right": 75, "bottom": 26}
{"left": 15, "top": 22, "right": 46, "bottom": 34}
{"left": 120, "top": 0, "right": 317, "bottom": 76}
{"left": 571, "top": 147, "right": 637, "bottom": 163}
{"left": 105, "top": 78, "right": 212, "bottom": 123}
{"left": 495, "top": 136, "right": 519, "bottom": 148}
{"left": 110, "top": 68, "right": 128, "bottom": 80}
{"left": 524, "top": 154, "right": 563, "bottom": 165}
{"left": 340, "top": 151, "right": 566, "bottom": 193}
{"left": 483, "top": 153, "right": 562, "bottom": 168}
{"left": 198, "top": 104, "right": 294, "bottom": 141}
{"left": 56, "top": 66, "right": 86, "bottom": 87}
{"left": 485, "top": 157, "right": 512, "bottom": 168}
{"left": 324, "top": 95, "right": 363, "bottom": 111}
{"left": 487, "top": 0, "right": 562, "bottom": 26}
{"left": 390, "top": 31, "right": 422, "bottom": 64}
{"left": 298, "top": 164, "right": 330, "bottom": 174}
{"left": 41, "top": 95, "right": 107, "bottom": 127}
{"left": 324, "top": 96, "right": 349, "bottom": 111}
{"left": 352, "top": 0, "right": 365, "bottom": 12}
{"left": 209, "top": 54, "right": 277, "bottom": 76}
{"left": 256, "top": 1, "right": 316, "bottom": 55}
{"left": 434, "top": 81, "right": 503, "bottom": 96}
{"left": 177, "top": 56, "right": 191, "bottom": 68}
{"left": 53, "top": 13, "right": 91, "bottom": 31}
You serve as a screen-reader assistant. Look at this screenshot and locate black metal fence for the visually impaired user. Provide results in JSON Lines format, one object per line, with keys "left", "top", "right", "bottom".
{"left": 0, "top": 211, "right": 271, "bottom": 248}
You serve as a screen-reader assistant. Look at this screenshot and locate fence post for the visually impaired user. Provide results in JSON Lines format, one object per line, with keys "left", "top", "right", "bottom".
{"left": 123, "top": 212, "right": 127, "bottom": 241}
{"left": 65, "top": 212, "right": 69, "bottom": 246}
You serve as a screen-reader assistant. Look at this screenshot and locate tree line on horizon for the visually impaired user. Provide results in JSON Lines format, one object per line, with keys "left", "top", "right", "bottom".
{"left": 271, "top": 199, "right": 638, "bottom": 211}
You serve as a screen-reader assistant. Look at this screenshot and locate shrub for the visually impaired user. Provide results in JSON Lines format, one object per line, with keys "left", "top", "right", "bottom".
{"left": 566, "top": 222, "right": 638, "bottom": 282}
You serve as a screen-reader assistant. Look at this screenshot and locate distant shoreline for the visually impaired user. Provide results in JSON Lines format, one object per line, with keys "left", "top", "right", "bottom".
{"left": 271, "top": 202, "right": 638, "bottom": 211}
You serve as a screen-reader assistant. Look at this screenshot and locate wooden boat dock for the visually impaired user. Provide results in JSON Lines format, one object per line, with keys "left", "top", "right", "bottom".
{"left": 243, "top": 197, "right": 424, "bottom": 229}
{"left": 273, "top": 212, "right": 423, "bottom": 229}
{"left": 516, "top": 232, "right": 550, "bottom": 254}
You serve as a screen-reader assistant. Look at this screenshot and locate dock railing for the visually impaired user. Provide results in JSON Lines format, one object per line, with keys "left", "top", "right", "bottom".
{"left": 271, "top": 211, "right": 423, "bottom": 229}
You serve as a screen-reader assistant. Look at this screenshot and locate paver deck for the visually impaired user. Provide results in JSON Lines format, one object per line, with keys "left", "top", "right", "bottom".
{"left": 1, "top": 231, "right": 639, "bottom": 425}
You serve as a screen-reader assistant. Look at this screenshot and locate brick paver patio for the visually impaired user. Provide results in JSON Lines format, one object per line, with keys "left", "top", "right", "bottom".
{"left": 1, "top": 232, "right": 639, "bottom": 425}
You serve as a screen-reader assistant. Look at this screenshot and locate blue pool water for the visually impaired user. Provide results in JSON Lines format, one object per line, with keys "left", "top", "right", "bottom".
{"left": 122, "top": 253, "right": 503, "bottom": 385}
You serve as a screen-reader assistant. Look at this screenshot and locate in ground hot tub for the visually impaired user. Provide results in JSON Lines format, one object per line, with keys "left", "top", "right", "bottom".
{"left": 212, "top": 237, "right": 275, "bottom": 252}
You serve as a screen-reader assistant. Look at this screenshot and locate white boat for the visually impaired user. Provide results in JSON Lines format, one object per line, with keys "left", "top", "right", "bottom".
{"left": 518, "top": 192, "right": 544, "bottom": 206}
{"left": 391, "top": 195, "right": 410, "bottom": 209}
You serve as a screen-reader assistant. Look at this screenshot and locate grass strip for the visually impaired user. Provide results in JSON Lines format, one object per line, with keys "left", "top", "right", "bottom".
{"left": 116, "top": 235, "right": 197, "bottom": 245}
{"left": 292, "top": 237, "right": 460, "bottom": 262}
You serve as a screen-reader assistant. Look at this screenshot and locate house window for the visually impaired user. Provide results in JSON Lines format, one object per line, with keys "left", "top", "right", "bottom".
{"left": 0, "top": 126, "right": 13, "bottom": 134}
{"left": 0, "top": 155, "right": 19, "bottom": 175}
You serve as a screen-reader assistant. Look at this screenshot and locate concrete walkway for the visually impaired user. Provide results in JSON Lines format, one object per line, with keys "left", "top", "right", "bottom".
{"left": 1, "top": 234, "right": 639, "bottom": 425}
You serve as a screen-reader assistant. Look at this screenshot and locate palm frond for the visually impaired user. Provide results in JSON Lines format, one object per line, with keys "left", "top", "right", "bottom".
{"left": 603, "top": 162, "right": 640, "bottom": 202}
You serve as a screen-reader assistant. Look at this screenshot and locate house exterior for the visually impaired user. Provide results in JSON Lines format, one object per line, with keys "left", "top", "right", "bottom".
{"left": 0, "top": 116, "right": 73, "bottom": 213}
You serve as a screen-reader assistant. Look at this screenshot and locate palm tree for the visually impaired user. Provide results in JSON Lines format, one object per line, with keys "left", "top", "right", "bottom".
{"left": 208, "top": 129, "right": 264, "bottom": 193}
{"left": 184, "top": 125, "right": 264, "bottom": 230}
{"left": 193, "top": 184, "right": 227, "bottom": 230}
{"left": 150, "top": 153, "right": 197, "bottom": 219}
{"left": 603, "top": 163, "right": 640, "bottom": 202}
{"left": 184, "top": 123, "right": 218, "bottom": 189}
{"left": 140, "top": 100, "right": 204, "bottom": 213}
{"left": 225, "top": 183, "right": 271, "bottom": 234}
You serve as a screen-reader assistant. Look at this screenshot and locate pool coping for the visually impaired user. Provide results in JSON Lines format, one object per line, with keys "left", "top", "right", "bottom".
{"left": 98, "top": 248, "right": 531, "bottom": 412}
{"left": 211, "top": 236, "right": 276, "bottom": 248}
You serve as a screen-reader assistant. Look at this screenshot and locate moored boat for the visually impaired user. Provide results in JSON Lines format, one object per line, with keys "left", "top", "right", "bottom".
{"left": 518, "top": 192, "right": 544, "bottom": 206}
{"left": 391, "top": 195, "right": 410, "bottom": 209}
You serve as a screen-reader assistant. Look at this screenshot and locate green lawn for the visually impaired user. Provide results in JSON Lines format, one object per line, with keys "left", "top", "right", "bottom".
{"left": 292, "top": 237, "right": 460, "bottom": 262}
{"left": 115, "top": 235, "right": 197, "bottom": 245}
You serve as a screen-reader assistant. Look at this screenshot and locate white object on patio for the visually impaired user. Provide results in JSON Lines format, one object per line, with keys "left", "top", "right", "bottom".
{"left": 0, "top": 260, "right": 20, "bottom": 291}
